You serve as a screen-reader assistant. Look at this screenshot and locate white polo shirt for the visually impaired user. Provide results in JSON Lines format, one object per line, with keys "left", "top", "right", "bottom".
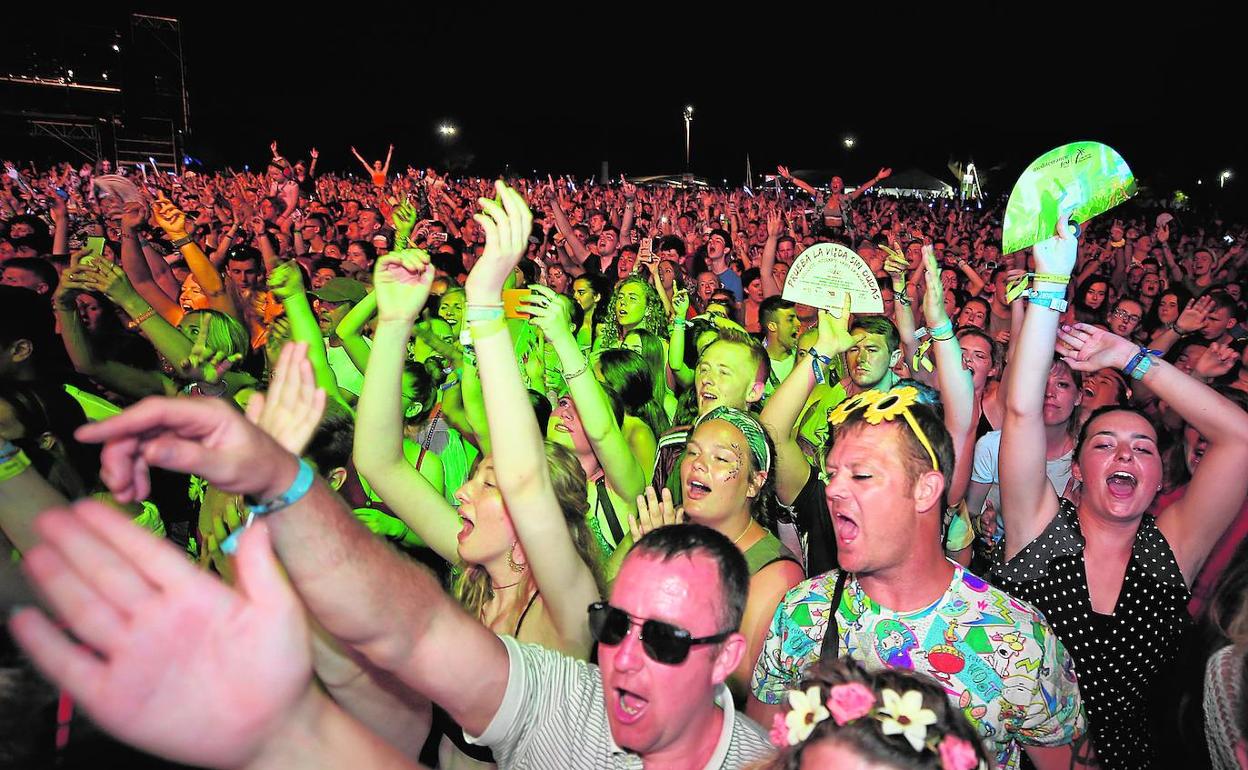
{"left": 469, "top": 635, "right": 774, "bottom": 769}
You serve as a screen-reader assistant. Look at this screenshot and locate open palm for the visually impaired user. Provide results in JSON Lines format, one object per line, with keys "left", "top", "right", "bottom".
{"left": 10, "top": 500, "right": 312, "bottom": 769}
{"left": 1056, "top": 323, "right": 1135, "bottom": 372}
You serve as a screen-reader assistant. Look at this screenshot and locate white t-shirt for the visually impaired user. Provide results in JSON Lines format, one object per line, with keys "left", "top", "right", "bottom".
{"left": 325, "top": 338, "right": 368, "bottom": 397}
{"left": 971, "top": 429, "right": 1074, "bottom": 539}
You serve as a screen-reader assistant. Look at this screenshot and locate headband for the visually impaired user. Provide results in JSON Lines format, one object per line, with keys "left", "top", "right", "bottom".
{"left": 695, "top": 406, "right": 771, "bottom": 475}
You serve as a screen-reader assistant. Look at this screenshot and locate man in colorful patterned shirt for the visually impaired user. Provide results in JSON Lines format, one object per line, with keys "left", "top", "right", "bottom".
{"left": 747, "top": 387, "right": 1090, "bottom": 769}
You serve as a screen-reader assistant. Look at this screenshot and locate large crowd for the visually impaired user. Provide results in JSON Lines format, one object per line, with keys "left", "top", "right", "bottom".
{"left": 1, "top": 145, "right": 1247, "bottom": 770}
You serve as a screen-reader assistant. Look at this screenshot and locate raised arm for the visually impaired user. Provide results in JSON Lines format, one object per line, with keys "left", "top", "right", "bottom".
{"left": 10, "top": 496, "right": 428, "bottom": 770}
{"left": 350, "top": 146, "right": 371, "bottom": 174}
{"left": 953, "top": 254, "right": 986, "bottom": 296}
{"left": 919, "top": 248, "right": 975, "bottom": 504}
{"left": 760, "top": 306, "right": 854, "bottom": 504}
{"left": 529, "top": 284, "right": 645, "bottom": 511}
{"left": 619, "top": 178, "right": 636, "bottom": 240}
{"left": 667, "top": 290, "right": 695, "bottom": 390}
{"left": 1058, "top": 325, "right": 1248, "bottom": 583}
{"left": 266, "top": 262, "right": 341, "bottom": 398}
{"left": 883, "top": 243, "right": 919, "bottom": 367}
{"left": 333, "top": 291, "right": 377, "bottom": 374}
{"left": 50, "top": 195, "right": 69, "bottom": 256}
{"left": 546, "top": 190, "right": 591, "bottom": 264}
{"left": 53, "top": 270, "right": 170, "bottom": 399}
{"left": 119, "top": 202, "right": 182, "bottom": 323}
{"left": 999, "top": 214, "right": 1076, "bottom": 560}
{"left": 465, "top": 183, "right": 599, "bottom": 651}
{"left": 152, "top": 195, "right": 242, "bottom": 323}
{"left": 382, "top": 144, "right": 394, "bottom": 176}
{"left": 848, "top": 167, "right": 892, "bottom": 201}
{"left": 776, "top": 165, "right": 818, "bottom": 198}
{"left": 0, "top": 437, "right": 68, "bottom": 552}
{"left": 759, "top": 210, "right": 783, "bottom": 298}
{"left": 355, "top": 252, "right": 461, "bottom": 565}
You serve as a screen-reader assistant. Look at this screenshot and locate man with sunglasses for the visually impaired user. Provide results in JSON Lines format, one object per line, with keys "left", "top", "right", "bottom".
{"left": 29, "top": 394, "right": 774, "bottom": 769}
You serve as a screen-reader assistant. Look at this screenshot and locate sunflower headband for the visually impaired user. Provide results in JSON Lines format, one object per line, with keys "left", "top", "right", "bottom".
{"left": 828, "top": 386, "right": 939, "bottom": 471}
{"left": 696, "top": 406, "right": 771, "bottom": 474}
{"left": 769, "top": 683, "right": 984, "bottom": 770}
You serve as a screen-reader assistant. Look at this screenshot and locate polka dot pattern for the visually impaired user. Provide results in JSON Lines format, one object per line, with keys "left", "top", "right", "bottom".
{"left": 992, "top": 499, "right": 1189, "bottom": 770}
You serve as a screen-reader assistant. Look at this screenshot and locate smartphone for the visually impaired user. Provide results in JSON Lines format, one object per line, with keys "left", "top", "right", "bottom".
{"left": 639, "top": 237, "right": 654, "bottom": 260}
{"left": 432, "top": 232, "right": 448, "bottom": 244}
{"left": 502, "top": 289, "right": 533, "bottom": 319}
{"left": 82, "top": 235, "right": 106, "bottom": 262}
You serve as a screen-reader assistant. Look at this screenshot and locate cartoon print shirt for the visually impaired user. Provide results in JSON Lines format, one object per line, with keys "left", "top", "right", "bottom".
{"left": 751, "top": 565, "right": 1087, "bottom": 770}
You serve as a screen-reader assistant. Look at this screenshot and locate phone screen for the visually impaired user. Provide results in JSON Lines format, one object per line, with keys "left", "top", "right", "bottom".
{"left": 84, "top": 236, "right": 106, "bottom": 261}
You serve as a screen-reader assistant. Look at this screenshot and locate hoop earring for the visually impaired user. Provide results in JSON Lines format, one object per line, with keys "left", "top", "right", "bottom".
{"left": 507, "top": 541, "right": 528, "bottom": 574}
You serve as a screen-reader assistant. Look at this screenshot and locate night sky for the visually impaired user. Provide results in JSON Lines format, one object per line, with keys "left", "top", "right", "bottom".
{"left": 8, "top": 6, "right": 1244, "bottom": 204}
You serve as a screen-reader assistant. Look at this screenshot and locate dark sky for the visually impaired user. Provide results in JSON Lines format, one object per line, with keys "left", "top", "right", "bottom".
{"left": 9, "top": 6, "right": 1245, "bottom": 203}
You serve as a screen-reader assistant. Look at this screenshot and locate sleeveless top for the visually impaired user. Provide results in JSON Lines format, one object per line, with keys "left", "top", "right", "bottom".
{"left": 744, "top": 530, "right": 801, "bottom": 575}
{"left": 991, "top": 498, "right": 1189, "bottom": 770}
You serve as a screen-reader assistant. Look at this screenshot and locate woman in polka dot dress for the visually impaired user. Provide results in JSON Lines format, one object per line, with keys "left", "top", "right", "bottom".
{"left": 990, "top": 216, "right": 1248, "bottom": 769}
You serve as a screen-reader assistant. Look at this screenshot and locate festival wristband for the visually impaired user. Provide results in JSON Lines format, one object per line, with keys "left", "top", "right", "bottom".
{"left": 927, "top": 319, "right": 954, "bottom": 340}
{"left": 465, "top": 305, "right": 504, "bottom": 323}
{"left": 1123, "top": 348, "right": 1163, "bottom": 380}
{"left": 170, "top": 235, "right": 195, "bottom": 250}
{"left": 1005, "top": 272, "right": 1071, "bottom": 304}
{"left": 0, "top": 447, "right": 31, "bottom": 483}
{"left": 222, "top": 458, "right": 316, "bottom": 556}
{"left": 1026, "top": 290, "right": 1068, "bottom": 313}
{"left": 807, "top": 347, "right": 833, "bottom": 385}
{"left": 244, "top": 458, "right": 316, "bottom": 516}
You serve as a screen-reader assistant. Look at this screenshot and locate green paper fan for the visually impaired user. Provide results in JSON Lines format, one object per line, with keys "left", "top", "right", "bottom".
{"left": 1003, "top": 142, "right": 1136, "bottom": 255}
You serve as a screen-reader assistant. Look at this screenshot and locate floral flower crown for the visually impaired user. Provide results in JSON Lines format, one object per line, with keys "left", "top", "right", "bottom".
{"left": 768, "top": 682, "right": 984, "bottom": 770}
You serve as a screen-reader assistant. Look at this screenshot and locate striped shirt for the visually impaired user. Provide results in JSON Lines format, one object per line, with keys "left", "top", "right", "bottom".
{"left": 469, "top": 635, "right": 775, "bottom": 769}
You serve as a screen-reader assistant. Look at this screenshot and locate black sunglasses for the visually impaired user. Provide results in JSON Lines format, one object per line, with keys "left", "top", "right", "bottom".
{"left": 587, "top": 602, "right": 731, "bottom": 665}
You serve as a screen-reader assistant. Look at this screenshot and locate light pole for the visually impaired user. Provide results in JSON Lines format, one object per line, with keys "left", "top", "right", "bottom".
{"left": 683, "top": 105, "right": 694, "bottom": 169}
{"left": 438, "top": 124, "right": 457, "bottom": 137}
{"left": 1221, "top": 169, "right": 1233, "bottom": 188}
{"left": 843, "top": 136, "right": 856, "bottom": 150}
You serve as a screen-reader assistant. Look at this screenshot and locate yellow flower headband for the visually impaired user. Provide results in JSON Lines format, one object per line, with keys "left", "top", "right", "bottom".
{"left": 827, "top": 386, "right": 939, "bottom": 471}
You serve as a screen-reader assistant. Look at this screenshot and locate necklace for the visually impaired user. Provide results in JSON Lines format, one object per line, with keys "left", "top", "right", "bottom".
{"left": 731, "top": 519, "right": 754, "bottom": 546}
{"left": 491, "top": 579, "right": 523, "bottom": 591}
